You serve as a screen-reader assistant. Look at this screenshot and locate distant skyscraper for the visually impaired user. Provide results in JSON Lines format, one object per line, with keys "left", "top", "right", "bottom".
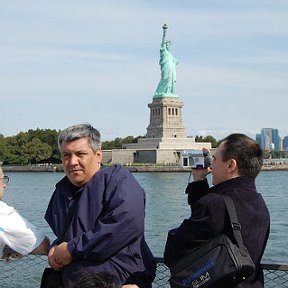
{"left": 283, "top": 136, "right": 288, "bottom": 151}
{"left": 260, "top": 128, "right": 281, "bottom": 151}
{"left": 256, "top": 134, "right": 261, "bottom": 147}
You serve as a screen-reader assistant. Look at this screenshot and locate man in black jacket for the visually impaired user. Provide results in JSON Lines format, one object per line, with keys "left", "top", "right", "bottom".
{"left": 164, "top": 133, "right": 270, "bottom": 287}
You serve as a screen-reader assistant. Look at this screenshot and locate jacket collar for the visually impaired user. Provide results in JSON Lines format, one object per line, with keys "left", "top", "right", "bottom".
{"left": 210, "top": 176, "right": 256, "bottom": 194}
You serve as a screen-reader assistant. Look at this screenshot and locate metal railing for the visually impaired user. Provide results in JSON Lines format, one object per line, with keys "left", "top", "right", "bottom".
{"left": 0, "top": 256, "right": 288, "bottom": 288}
{"left": 153, "top": 258, "right": 288, "bottom": 288}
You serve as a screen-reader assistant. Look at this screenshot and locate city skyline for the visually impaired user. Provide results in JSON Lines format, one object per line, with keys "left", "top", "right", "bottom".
{"left": 1, "top": 1, "right": 288, "bottom": 141}
{"left": 256, "top": 127, "right": 288, "bottom": 151}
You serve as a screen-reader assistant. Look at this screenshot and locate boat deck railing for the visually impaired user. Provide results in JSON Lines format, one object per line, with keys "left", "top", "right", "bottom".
{"left": 1, "top": 255, "right": 288, "bottom": 287}
{"left": 153, "top": 257, "right": 288, "bottom": 288}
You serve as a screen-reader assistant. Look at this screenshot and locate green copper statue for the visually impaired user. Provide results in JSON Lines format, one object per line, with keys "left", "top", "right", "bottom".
{"left": 154, "top": 24, "right": 179, "bottom": 98}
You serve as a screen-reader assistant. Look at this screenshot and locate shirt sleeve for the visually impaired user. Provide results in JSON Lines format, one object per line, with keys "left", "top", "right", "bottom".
{"left": 185, "top": 179, "right": 210, "bottom": 206}
{"left": 0, "top": 202, "right": 45, "bottom": 255}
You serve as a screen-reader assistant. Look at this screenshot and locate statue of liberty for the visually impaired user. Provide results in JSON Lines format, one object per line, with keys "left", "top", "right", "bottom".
{"left": 154, "top": 24, "right": 179, "bottom": 97}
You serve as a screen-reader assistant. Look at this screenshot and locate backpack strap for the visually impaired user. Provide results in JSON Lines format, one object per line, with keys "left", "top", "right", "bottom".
{"left": 223, "top": 194, "right": 245, "bottom": 249}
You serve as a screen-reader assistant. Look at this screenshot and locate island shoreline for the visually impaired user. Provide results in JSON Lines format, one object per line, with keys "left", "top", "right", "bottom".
{"left": 3, "top": 163, "right": 288, "bottom": 173}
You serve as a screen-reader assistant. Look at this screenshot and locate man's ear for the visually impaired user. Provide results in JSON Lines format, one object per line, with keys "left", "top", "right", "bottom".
{"left": 227, "top": 159, "right": 237, "bottom": 173}
{"left": 96, "top": 148, "right": 102, "bottom": 162}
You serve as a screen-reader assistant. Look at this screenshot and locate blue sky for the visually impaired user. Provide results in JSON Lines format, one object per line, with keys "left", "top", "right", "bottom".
{"left": 1, "top": 0, "right": 287, "bottom": 141}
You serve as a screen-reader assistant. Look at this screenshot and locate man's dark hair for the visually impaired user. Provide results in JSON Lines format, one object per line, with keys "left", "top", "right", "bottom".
{"left": 221, "top": 133, "right": 263, "bottom": 178}
{"left": 71, "top": 270, "right": 122, "bottom": 288}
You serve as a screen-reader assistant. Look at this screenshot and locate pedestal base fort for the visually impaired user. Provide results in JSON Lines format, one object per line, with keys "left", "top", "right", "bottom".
{"left": 102, "top": 96, "right": 211, "bottom": 165}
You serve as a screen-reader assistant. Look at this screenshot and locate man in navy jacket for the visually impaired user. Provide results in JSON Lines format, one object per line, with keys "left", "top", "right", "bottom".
{"left": 44, "top": 123, "right": 156, "bottom": 288}
{"left": 164, "top": 134, "right": 270, "bottom": 287}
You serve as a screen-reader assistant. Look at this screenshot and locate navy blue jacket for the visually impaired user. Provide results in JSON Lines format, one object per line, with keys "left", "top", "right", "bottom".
{"left": 164, "top": 177, "right": 270, "bottom": 288}
{"left": 45, "top": 165, "right": 156, "bottom": 288}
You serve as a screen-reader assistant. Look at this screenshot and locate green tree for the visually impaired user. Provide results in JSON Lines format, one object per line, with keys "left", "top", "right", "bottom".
{"left": 4, "top": 135, "right": 29, "bottom": 164}
{"left": 102, "top": 135, "right": 144, "bottom": 150}
{"left": 195, "top": 135, "right": 219, "bottom": 148}
{"left": 22, "top": 138, "right": 53, "bottom": 164}
{"left": 0, "top": 136, "right": 7, "bottom": 163}
{"left": 27, "top": 128, "right": 60, "bottom": 163}
{"left": 1, "top": 130, "right": 57, "bottom": 164}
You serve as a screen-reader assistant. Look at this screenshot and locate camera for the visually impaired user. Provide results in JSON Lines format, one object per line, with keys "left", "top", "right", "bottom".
{"left": 181, "top": 149, "right": 211, "bottom": 168}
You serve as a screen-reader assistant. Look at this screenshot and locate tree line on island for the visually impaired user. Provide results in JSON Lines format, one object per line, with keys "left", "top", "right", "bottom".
{"left": 0, "top": 128, "right": 282, "bottom": 165}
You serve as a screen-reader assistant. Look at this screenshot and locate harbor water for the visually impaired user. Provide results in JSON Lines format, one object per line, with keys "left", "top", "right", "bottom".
{"left": 3, "top": 170, "right": 288, "bottom": 264}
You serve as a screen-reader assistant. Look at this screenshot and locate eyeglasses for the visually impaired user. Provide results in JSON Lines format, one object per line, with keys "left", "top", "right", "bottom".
{"left": 0, "top": 175, "right": 9, "bottom": 184}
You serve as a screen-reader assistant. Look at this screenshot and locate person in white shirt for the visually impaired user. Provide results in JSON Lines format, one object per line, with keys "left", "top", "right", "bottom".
{"left": 0, "top": 165, "right": 50, "bottom": 259}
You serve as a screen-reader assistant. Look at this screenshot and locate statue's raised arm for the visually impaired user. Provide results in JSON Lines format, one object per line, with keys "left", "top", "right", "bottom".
{"left": 161, "top": 23, "right": 168, "bottom": 46}
{"left": 154, "top": 24, "right": 178, "bottom": 98}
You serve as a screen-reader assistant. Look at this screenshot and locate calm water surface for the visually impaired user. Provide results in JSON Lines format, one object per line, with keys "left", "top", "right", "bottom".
{"left": 3, "top": 170, "right": 288, "bottom": 264}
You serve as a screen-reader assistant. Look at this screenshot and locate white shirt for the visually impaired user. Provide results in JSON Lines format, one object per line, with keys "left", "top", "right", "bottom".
{"left": 0, "top": 201, "right": 45, "bottom": 255}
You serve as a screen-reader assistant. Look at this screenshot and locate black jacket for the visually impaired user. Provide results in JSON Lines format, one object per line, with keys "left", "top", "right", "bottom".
{"left": 164, "top": 177, "right": 270, "bottom": 287}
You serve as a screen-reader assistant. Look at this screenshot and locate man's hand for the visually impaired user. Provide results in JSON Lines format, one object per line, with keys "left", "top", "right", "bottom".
{"left": 52, "top": 242, "right": 72, "bottom": 267}
{"left": 48, "top": 246, "right": 63, "bottom": 271}
{"left": 1, "top": 252, "right": 23, "bottom": 262}
{"left": 48, "top": 242, "right": 72, "bottom": 271}
{"left": 192, "top": 166, "right": 212, "bottom": 181}
{"left": 1, "top": 246, "right": 23, "bottom": 262}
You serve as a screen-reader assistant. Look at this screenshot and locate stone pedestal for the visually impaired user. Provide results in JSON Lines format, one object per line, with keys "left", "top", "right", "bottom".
{"left": 146, "top": 96, "right": 187, "bottom": 139}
